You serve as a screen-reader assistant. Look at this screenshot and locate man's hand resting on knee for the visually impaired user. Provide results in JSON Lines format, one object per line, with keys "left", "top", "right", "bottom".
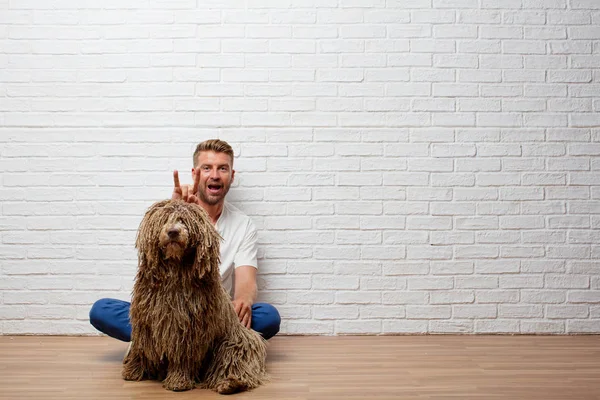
{"left": 232, "top": 297, "right": 253, "bottom": 329}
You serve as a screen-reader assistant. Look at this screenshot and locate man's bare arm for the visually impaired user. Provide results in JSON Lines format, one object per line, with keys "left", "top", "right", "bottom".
{"left": 232, "top": 266, "right": 257, "bottom": 329}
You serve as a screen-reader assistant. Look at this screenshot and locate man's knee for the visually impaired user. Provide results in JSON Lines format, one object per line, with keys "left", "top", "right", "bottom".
{"left": 89, "top": 298, "right": 110, "bottom": 329}
{"left": 263, "top": 303, "right": 281, "bottom": 332}
{"left": 89, "top": 298, "right": 132, "bottom": 342}
{"left": 253, "top": 303, "right": 281, "bottom": 340}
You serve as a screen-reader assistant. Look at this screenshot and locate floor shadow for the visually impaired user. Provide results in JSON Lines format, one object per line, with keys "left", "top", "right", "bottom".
{"left": 98, "top": 345, "right": 287, "bottom": 364}
{"left": 266, "top": 349, "right": 288, "bottom": 363}
{"left": 100, "top": 348, "right": 127, "bottom": 363}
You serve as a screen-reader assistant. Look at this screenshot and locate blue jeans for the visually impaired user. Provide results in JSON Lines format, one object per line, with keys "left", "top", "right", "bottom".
{"left": 89, "top": 298, "right": 281, "bottom": 341}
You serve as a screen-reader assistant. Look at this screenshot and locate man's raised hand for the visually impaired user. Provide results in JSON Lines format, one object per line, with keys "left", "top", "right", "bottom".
{"left": 172, "top": 169, "right": 201, "bottom": 205}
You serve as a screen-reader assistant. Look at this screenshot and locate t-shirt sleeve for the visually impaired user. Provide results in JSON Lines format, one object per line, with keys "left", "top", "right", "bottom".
{"left": 234, "top": 219, "right": 258, "bottom": 269}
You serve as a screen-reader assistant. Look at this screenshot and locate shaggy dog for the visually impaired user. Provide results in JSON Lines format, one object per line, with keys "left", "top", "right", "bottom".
{"left": 122, "top": 199, "right": 268, "bottom": 394}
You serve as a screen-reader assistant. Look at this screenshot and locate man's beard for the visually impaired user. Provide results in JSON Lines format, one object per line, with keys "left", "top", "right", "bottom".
{"left": 198, "top": 182, "right": 231, "bottom": 206}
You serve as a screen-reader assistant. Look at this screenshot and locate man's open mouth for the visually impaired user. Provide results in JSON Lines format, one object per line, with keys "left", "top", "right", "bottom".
{"left": 207, "top": 184, "right": 222, "bottom": 195}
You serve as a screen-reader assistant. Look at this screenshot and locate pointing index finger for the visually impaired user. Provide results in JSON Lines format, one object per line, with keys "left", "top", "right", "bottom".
{"left": 191, "top": 167, "right": 200, "bottom": 195}
{"left": 173, "top": 170, "right": 181, "bottom": 189}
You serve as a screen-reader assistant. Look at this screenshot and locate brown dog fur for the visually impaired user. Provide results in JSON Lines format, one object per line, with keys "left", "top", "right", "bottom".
{"left": 122, "top": 200, "right": 268, "bottom": 394}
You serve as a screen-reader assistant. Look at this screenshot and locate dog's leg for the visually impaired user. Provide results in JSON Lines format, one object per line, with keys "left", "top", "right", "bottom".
{"left": 162, "top": 342, "right": 208, "bottom": 391}
{"left": 202, "top": 329, "right": 268, "bottom": 394}
{"left": 162, "top": 361, "right": 196, "bottom": 392}
{"left": 122, "top": 345, "right": 148, "bottom": 381}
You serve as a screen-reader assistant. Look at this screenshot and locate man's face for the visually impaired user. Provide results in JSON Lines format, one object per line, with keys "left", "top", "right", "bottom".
{"left": 193, "top": 151, "right": 235, "bottom": 206}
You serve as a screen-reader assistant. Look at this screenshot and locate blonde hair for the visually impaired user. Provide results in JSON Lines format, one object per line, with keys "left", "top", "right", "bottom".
{"left": 193, "top": 139, "right": 234, "bottom": 167}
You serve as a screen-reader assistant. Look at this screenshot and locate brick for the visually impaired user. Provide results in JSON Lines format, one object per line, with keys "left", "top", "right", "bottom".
{"left": 360, "top": 306, "right": 405, "bottom": 319}
{"left": 477, "top": 231, "right": 520, "bottom": 244}
{"left": 567, "top": 321, "right": 600, "bottom": 334}
{"left": 458, "top": 10, "right": 501, "bottom": 23}
{"left": 499, "top": 305, "right": 543, "bottom": 318}
{"left": 312, "top": 276, "right": 359, "bottom": 290}
{"left": 475, "top": 320, "right": 520, "bottom": 334}
{"left": 454, "top": 305, "right": 497, "bottom": 319}
{"left": 456, "top": 217, "right": 499, "bottom": 230}
{"left": 454, "top": 188, "right": 498, "bottom": 201}
{"left": 335, "top": 262, "right": 381, "bottom": 276}
{"left": 408, "top": 277, "right": 453, "bottom": 290}
{"left": 456, "top": 277, "right": 498, "bottom": 289}
{"left": 406, "top": 216, "right": 452, "bottom": 230}
{"left": 521, "top": 321, "right": 565, "bottom": 334}
{"left": 522, "top": 231, "right": 566, "bottom": 244}
{"left": 476, "top": 173, "right": 520, "bottom": 186}
{"left": 286, "top": 321, "right": 334, "bottom": 335}
{"left": 361, "top": 277, "right": 405, "bottom": 291}
{"left": 315, "top": 246, "right": 361, "bottom": 260}
{"left": 287, "top": 291, "right": 334, "bottom": 305}
{"left": 361, "top": 246, "right": 406, "bottom": 260}
{"left": 547, "top": 305, "right": 589, "bottom": 319}
{"left": 504, "top": 10, "right": 546, "bottom": 24}
{"left": 476, "top": 290, "right": 519, "bottom": 304}
{"left": 455, "top": 245, "right": 499, "bottom": 259}
{"left": 406, "top": 246, "right": 452, "bottom": 260}
{"left": 314, "top": 306, "right": 359, "bottom": 320}
{"left": 383, "top": 291, "right": 428, "bottom": 305}
{"left": 383, "top": 320, "right": 428, "bottom": 334}
{"left": 431, "top": 261, "right": 474, "bottom": 275}
{"left": 406, "top": 306, "right": 451, "bottom": 319}
{"left": 431, "top": 232, "right": 474, "bottom": 245}
{"left": 430, "top": 291, "right": 474, "bottom": 304}
{"left": 430, "top": 320, "right": 474, "bottom": 333}
{"left": 475, "top": 260, "right": 520, "bottom": 274}
{"left": 336, "top": 291, "right": 381, "bottom": 305}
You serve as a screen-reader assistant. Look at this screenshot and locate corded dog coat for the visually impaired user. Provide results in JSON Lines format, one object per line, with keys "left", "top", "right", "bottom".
{"left": 122, "top": 200, "right": 268, "bottom": 394}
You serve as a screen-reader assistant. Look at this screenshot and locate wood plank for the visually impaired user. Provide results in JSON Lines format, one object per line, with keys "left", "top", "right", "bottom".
{"left": 1, "top": 336, "right": 599, "bottom": 399}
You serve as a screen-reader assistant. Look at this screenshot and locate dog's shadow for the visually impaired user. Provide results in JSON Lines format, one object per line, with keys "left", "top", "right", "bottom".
{"left": 265, "top": 349, "right": 287, "bottom": 363}
{"left": 102, "top": 347, "right": 287, "bottom": 364}
{"left": 101, "top": 348, "right": 128, "bottom": 363}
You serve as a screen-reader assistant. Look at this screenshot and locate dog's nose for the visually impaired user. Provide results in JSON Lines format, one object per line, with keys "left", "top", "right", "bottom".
{"left": 167, "top": 228, "right": 179, "bottom": 238}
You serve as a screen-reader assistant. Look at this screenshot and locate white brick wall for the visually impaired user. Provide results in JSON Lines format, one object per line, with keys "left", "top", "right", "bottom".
{"left": 1, "top": 0, "right": 599, "bottom": 335}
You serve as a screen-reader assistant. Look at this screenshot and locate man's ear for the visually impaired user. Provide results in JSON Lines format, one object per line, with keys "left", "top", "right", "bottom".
{"left": 231, "top": 169, "right": 235, "bottom": 183}
{"left": 191, "top": 167, "right": 197, "bottom": 181}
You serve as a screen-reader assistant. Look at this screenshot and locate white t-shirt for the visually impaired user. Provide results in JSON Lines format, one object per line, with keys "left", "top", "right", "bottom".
{"left": 215, "top": 202, "right": 258, "bottom": 298}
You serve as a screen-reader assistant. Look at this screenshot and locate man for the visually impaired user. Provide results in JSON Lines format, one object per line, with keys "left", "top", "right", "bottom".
{"left": 90, "top": 139, "right": 281, "bottom": 341}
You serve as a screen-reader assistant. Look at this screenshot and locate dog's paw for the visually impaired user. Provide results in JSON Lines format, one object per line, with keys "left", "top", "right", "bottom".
{"left": 122, "top": 364, "right": 145, "bottom": 382}
{"left": 215, "top": 377, "right": 247, "bottom": 395}
{"left": 163, "top": 374, "right": 196, "bottom": 392}
{"left": 122, "top": 345, "right": 147, "bottom": 381}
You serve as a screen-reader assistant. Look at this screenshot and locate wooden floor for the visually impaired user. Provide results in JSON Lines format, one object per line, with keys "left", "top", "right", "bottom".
{"left": 1, "top": 336, "right": 599, "bottom": 400}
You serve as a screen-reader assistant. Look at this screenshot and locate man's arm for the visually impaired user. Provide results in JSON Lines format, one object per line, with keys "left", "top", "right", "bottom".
{"left": 232, "top": 266, "right": 257, "bottom": 329}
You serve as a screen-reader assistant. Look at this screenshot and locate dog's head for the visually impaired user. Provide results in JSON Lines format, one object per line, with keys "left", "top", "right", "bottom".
{"left": 135, "top": 200, "right": 221, "bottom": 279}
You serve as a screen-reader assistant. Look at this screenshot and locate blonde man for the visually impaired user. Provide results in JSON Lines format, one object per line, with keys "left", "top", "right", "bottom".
{"left": 90, "top": 139, "right": 280, "bottom": 341}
